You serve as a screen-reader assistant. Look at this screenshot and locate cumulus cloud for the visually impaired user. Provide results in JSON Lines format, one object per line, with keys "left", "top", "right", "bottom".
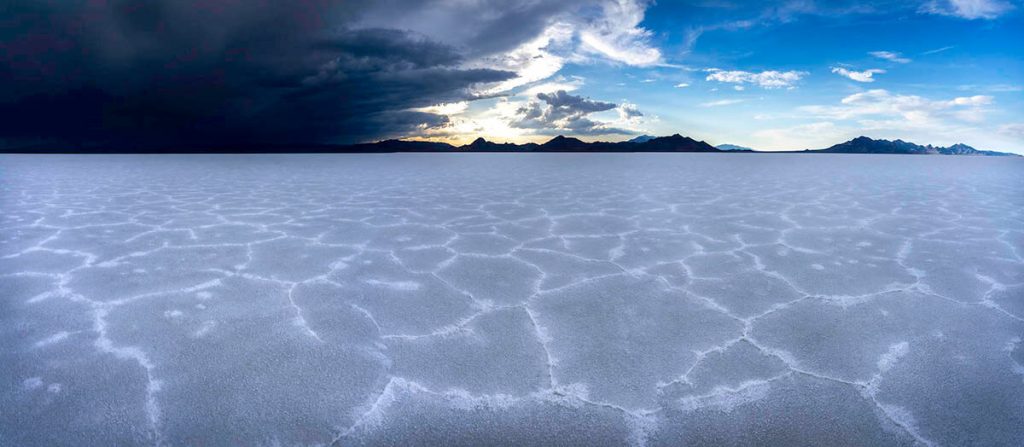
{"left": 831, "top": 67, "right": 887, "bottom": 82}
{"left": 870, "top": 51, "right": 911, "bottom": 63}
{"left": 512, "top": 90, "right": 636, "bottom": 135}
{"left": 705, "top": 69, "right": 807, "bottom": 89}
{"left": 920, "top": 0, "right": 1015, "bottom": 19}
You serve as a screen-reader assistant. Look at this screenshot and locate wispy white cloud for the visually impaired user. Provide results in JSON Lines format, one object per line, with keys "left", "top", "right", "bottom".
{"left": 521, "top": 76, "right": 585, "bottom": 96}
{"left": 674, "top": 83, "right": 690, "bottom": 88}
{"left": 700, "top": 99, "right": 746, "bottom": 107}
{"left": 956, "top": 84, "right": 1023, "bottom": 93}
{"left": 474, "top": 23, "right": 573, "bottom": 95}
{"left": 801, "top": 89, "right": 995, "bottom": 129}
{"left": 578, "top": 0, "right": 663, "bottom": 66}
{"left": 831, "top": 67, "right": 886, "bottom": 83}
{"left": 705, "top": 69, "right": 807, "bottom": 89}
{"left": 920, "top": 0, "right": 1015, "bottom": 19}
{"left": 870, "top": 51, "right": 911, "bottom": 63}
{"left": 922, "top": 45, "right": 955, "bottom": 55}
{"left": 411, "top": 102, "right": 470, "bottom": 115}
{"left": 998, "top": 123, "right": 1024, "bottom": 139}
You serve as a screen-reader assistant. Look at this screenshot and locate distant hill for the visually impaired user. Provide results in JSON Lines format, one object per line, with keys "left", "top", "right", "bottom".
{"left": 717, "top": 144, "right": 754, "bottom": 152}
{"left": 814, "top": 136, "right": 1017, "bottom": 156}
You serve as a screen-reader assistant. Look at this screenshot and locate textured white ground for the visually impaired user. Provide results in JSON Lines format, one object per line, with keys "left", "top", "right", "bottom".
{"left": 1, "top": 154, "right": 1023, "bottom": 446}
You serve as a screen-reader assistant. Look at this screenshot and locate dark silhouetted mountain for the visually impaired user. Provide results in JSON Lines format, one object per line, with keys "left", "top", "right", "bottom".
{"left": 538, "top": 135, "right": 590, "bottom": 151}
{"left": 347, "top": 139, "right": 456, "bottom": 152}
{"left": 627, "top": 135, "right": 656, "bottom": 143}
{"left": 639, "top": 134, "right": 719, "bottom": 152}
{"left": 462, "top": 137, "right": 535, "bottom": 152}
{"left": 3, "top": 134, "right": 1017, "bottom": 156}
{"left": 815, "top": 136, "right": 1016, "bottom": 156}
{"left": 717, "top": 144, "right": 754, "bottom": 151}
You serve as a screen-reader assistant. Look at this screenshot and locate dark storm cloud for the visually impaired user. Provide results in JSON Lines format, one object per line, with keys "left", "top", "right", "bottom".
{"left": 0, "top": 0, "right": 548, "bottom": 147}
{"left": 513, "top": 90, "right": 632, "bottom": 135}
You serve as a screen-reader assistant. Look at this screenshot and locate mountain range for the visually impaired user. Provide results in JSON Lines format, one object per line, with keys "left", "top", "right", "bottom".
{"left": 2, "top": 135, "right": 1018, "bottom": 156}
{"left": 812, "top": 136, "right": 1014, "bottom": 156}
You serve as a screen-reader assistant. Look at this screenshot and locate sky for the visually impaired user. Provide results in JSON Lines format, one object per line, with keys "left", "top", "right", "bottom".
{"left": 1, "top": 0, "right": 1022, "bottom": 152}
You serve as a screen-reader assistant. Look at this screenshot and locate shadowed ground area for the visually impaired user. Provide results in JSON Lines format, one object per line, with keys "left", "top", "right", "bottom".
{"left": 1, "top": 153, "right": 1022, "bottom": 446}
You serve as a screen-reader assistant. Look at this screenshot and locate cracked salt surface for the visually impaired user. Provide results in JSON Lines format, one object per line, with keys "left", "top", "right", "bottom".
{"left": 1, "top": 153, "right": 1022, "bottom": 446}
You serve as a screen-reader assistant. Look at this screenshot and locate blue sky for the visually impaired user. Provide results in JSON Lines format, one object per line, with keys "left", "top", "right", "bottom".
{"left": 409, "top": 0, "right": 1024, "bottom": 153}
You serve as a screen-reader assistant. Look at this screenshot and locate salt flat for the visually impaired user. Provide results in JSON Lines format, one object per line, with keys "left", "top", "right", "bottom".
{"left": 1, "top": 153, "right": 1022, "bottom": 446}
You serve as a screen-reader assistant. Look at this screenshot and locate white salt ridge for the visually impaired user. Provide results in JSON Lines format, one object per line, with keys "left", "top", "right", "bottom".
{"left": 1, "top": 154, "right": 1022, "bottom": 446}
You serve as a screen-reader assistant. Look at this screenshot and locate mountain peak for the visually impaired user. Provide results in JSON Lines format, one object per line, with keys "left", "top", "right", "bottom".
{"left": 627, "top": 135, "right": 655, "bottom": 143}
{"left": 543, "top": 135, "right": 584, "bottom": 145}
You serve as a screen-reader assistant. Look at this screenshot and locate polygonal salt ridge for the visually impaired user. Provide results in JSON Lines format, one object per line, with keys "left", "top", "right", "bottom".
{"left": 490, "top": 218, "right": 557, "bottom": 243}
{"left": 782, "top": 226, "right": 906, "bottom": 259}
{"left": 743, "top": 241, "right": 916, "bottom": 297}
{"left": 335, "top": 377, "right": 656, "bottom": 447}
{"left": 686, "top": 270, "right": 807, "bottom": 318}
{"left": 437, "top": 254, "right": 543, "bottom": 306}
{"left": 0, "top": 225, "right": 62, "bottom": 255}
{"left": 681, "top": 251, "right": 756, "bottom": 278}
{"left": 657, "top": 339, "right": 790, "bottom": 400}
{"left": 1009, "top": 338, "right": 1024, "bottom": 380}
{"left": 36, "top": 210, "right": 136, "bottom": 228}
{"left": 650, "top": 372, "right": 922, "bottom": 447}
{"left": 977, "top": 274, "right": 1024, "bottom": 323}
{"left": 864, "top": 324, "right": 1024, "bottom": 446}
{"left": 65, "top": 245, "right": 247, "bottom": 303}
{"left": 390, "top": 245, "right": 457, "bottom": 272}
{"left": 240, "top": 236, "right": 360, "bottom": 283}
{"left": 745, "top": 292, "right": 945, "bottom": 384}
{"left": 446, "top": 232, "right": 519, "bottom": 256}
{"left": 100, "top": 276, "right": 387, "bottom": 447}
{"left": 532, "top": 275, "right": 744, "bottom": 411}
{"left": 35, "top": 222, "right": 166, "bottom": 260}
{"left": 550, "top": 213, "right": 637, "bottom": 236}
{"left": 383, "top": 307, "right": 551, "bottom": 396}
{"left": 1, "top": 272, "right": 63, "bottom": 304}
{"left": 612, "top": 230, "right": 704, "bottom": 269}
{"left": 641, "top": 262, "right": 690, "bottom": 289}
{"left": 524, "top": 235, "right": 618, "bottom": 260}
{"left": 512, "top": 247, "right": 625, "bottom": 291}
{"left": 996, "top": 229, "right": 1024, "bottom": 262}
{"left": 906, "top": 239, "right": 1022, "bottom": 304}
{"left": 327, "top": 252, "right": 479, "bottom": 336}
{"left": 181, "top": 222, "right": 280, "bottom": 246}
{"left": 480, "top": 202, "right": 546, "bottom": 220}
{"left": 0, "top": 248, "right": 91, "bottom": 276}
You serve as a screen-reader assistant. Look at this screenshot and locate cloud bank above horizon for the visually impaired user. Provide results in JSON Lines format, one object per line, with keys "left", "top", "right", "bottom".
{"left": 1, "top": 0, "right": 1022, "bottom": 153}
